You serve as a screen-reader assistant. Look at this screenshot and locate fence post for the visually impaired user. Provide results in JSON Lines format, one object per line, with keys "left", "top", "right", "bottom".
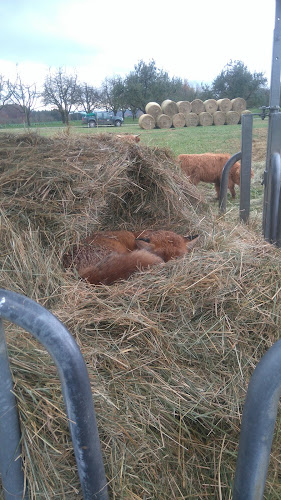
{"left": 263, "top": 0, "right": 281, "bottom": 239}
{"left": 263, "top": 114, "right": 281, "bottom": 242}
{"left": 0, "top": 289, "right": 109, "bottom": 500}
{"left": 239, "top": 114, "right": 253, "bottom": 222}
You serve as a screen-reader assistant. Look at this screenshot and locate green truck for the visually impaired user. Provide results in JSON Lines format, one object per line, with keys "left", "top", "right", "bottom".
{"left": 82, "top": 110, "right": 123, "bottom": 128}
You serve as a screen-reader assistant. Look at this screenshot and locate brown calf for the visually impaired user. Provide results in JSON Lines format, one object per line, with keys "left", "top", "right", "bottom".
{"left": 177, "top": 153, "right": 254, "bottom": 199}
{"left": 116, "top": 134, "right": 141, "bottom": 143}
{"left": 63, "top": 229, "right": 198, "bottom": 285}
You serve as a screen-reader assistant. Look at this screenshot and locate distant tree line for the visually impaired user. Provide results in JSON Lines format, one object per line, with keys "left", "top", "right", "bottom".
{"left": 0, "top": 59, "right": 270, "bottom": 126}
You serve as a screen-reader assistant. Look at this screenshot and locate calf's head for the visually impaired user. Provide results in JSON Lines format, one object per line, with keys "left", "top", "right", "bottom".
{"left": 135, "top": 230, "right": 198, "bottom": 262}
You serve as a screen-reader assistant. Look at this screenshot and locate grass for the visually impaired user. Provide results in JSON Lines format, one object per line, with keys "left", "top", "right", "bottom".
{"left": 0, "top": 116, "right": 268, "bottom": 157}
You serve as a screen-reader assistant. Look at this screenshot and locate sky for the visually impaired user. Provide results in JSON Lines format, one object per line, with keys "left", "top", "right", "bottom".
{"left": 0, "top": 0, "right": 277, "bottom": 92}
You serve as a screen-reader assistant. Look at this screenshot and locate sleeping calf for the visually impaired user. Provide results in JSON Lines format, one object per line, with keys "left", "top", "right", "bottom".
{"left": 63, "top": 229, "right": 198, "bottom": 285}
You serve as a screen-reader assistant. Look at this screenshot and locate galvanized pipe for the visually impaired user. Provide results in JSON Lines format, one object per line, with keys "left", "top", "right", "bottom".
{"left": 239, "top": 114, "right": 253, "bottom": 222}
{"left": 268, "top": 152, "right": 281, "bottom": 244}
{"left": 263, "top": 113, "right": 281, "bottom": 241}
{"left": 269, "top": 0, "right": 281, "bottom": 109}
{"left": 263, "top": 0, "right": 281, "bottom": 236}
{"left": 0, "top": 289, "right": 109, "bottom": 500}
{"left": 233, "top": 338, "right": 281, "bottom": 499}
{"left": 0, "top": 318, "right": 28, "bottom": 500}
{"left": 219, "top": 152, "right": 242, "bottom": 213}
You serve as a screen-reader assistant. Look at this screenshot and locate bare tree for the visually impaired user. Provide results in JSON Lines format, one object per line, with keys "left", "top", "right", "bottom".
{"left": 8, "top": 75, "right": 38, "bottom": 126}
{"left": 42, "top": 68, "right": 80, "bottom": 125}
{"left": 100, "top": 76, "right": 126, "bottom": 115}
{"left": 77, "top": 83, "right": 101, "bottom": 113}
{"left": 0, "top": 75, "right": 12, "bottom": 111}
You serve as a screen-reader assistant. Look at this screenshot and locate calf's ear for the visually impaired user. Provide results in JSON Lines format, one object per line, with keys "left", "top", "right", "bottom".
{"left": 135, "top": 238, "right": 155, "bottom": 252}
{"left": 184, "top": 235, "right": 199, "bottom": 251}
{"left": 184, "top": 234, "right": 199, "bottom": 241}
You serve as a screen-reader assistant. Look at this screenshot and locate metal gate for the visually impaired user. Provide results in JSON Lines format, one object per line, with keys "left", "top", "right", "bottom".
{"left": 0, "top": 288, "right": 109, "bottom": 500}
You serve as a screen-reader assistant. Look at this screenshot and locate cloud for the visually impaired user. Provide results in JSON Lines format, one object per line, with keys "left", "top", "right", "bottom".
{"left": 0, "top": 0, "right": 275, "bottom": 88}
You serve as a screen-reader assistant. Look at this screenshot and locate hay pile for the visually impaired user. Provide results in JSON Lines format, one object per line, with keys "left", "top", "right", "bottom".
{"left": 226, "top": 111, "right": 241, "bottom": 125}
{"left": 1, "top": 130, "right": 281, "bottom": 499}
{"left": 156, "top": 114, "right": 172, "bottom": 129}
{"left": 140, "top": 98, "right": 250, "bottom": 129}
{"left": 204, "top": 99, "right": 218, "bottom": 114}
{"left": 199, "top": 111, "right": 213, "bottom": 126}
{"left": 217, "top": 98, "right": 232, "bottom": 113}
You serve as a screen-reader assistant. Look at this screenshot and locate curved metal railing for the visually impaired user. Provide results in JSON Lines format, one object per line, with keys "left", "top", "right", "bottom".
{"left": 0, "top": 288, "right": 109, "bottom": 500}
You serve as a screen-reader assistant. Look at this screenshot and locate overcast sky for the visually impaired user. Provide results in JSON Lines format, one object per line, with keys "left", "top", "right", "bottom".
{"left": 0, "top": 0, "right": 277, "bottom": 89}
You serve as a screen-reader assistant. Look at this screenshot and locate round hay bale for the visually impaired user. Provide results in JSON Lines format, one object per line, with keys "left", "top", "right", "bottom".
{"left": 156, "top": 114, "right": 172, "bottom": 129}
{"left": 139, "top": 114, "right": 155, "bottom": 130}
{"left": 231, "top": 97, "right": 247, "bottom": 113}
{"left": 239, "top": 109, "right": 252, "bottom": 123}
{"left": 145, "top": 102, "right": 162, "bottom": 119}
{"left": 177, "top": 101, "right": 191, "bottom": 114}
{"left": 217, "top": 98, "right": 232, "bottom": 113}
{"left": 199, "top": 112, "right": 213, "bottom": 126}
{"left": 204, "top": 99, "right": 218, "bottom": 114}
{"left": 225, "top": 111, "right": 240, "bottom": 125}
{"left": 191, "top": 99, "right": 205, "bottom": 114}
{"left": 213, "top": 110, "right": 226, "bottom": 126}
{"left": 161, "top": 99, "right": 178, "bottom": 118}
{"left": 185, "top": 113, "right": 199, "bottom": 127}
{"left": 172, "top": 113, "right": 186, "bottom": 128}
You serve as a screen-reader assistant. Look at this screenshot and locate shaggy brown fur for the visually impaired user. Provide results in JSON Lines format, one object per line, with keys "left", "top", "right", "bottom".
{"left": 135, "top": 230, "right": 199, "bottom": 262}
{"left": 177, "top": 153, "right": 254, "bottom": 199}
{"left": 63, "top": 230, "right": 138, "bottom": 270}
{"left": 116, "top": 134, "right": 141, "bottom": 143}
{"left": 79, "top": 250, "right": 163, "bottom": 285}
{"left": 63, "top": 229, "right": 198, "bottom": 285}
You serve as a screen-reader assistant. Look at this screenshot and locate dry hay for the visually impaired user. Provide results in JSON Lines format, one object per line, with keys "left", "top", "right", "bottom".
{"left": 161, "top": 99, "right": 178, "bottom": 118}
{"left": 191, "top": 99, "right": 205, "bottom": 114}
{"left": 204, "top": 99, "right": 218, "bottom": 114}
{"left": 226, "top": 110, "right": 240, "bottom": 125}
{"left": 172, "top": 112, "right": 186, "bottom": 128}
{"left": 217, "top": 98, "right": 232, "bottom": 113}
{"left": 199, "top": 111, "right": 213, "bottom": 126}
{"left": 0, "top": 131, "right": 203, "bottom": 237}
{"left": 145, "top": 102, "right": 162, "bottom": 119}
{"left": 138, "top": 113, "right": 155, "bottom": 129}
{"left": 239, "top": 109, "right": 252, "bottom": 124}
{"left": 177, "top": 100, "right": 191, "bottom": 114}
{"left": 231, "top": 97, "right": 247, "bottom": 113}
{"left": 252, "top": 128, "right": 267, "bottom": 161}
{"left": 2, "top": 130, "right": 281, "bottom": 499}
{"left": 185, "top": 112, "right": 199, "bottom": 127}
{"left": 213, "top": 110, "right": 226, "bottom": 125}
{"left": 156, "top": 113, "right": 172, "bottom": 129}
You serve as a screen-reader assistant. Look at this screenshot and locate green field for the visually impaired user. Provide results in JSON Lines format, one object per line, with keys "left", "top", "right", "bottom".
{"left": 0, "top": 116, "right": 268, "bottom": 157}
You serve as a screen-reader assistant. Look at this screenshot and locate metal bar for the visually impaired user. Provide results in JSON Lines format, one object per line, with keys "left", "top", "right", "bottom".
{"left": 233, "top": 338, "right": 281, "bottom": 499}
{"left": 269, "top": 0, "right": 281, "bottom": 109}
{"left": 0, "top": 289, "right": 109, "bottom": 500}
{"left": 263, "top": 113, "right": 281, "bottom": 241}
{"left": 268, "top": 152, "right": 281, "bottom": 243}
{"left": 239, "top": 114, "right": 253, "bottom": 222}
{"left": 219, "top": 152, "right": 242, "bottom": 213}
{"left": 263, "top": 0, "right": 281, "bottom": 236}
{"left": 276, "top": 168, "right": 281, "bottom": 246}
{"left": 0, "top": 319, "right": 27, "bottom": 500}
